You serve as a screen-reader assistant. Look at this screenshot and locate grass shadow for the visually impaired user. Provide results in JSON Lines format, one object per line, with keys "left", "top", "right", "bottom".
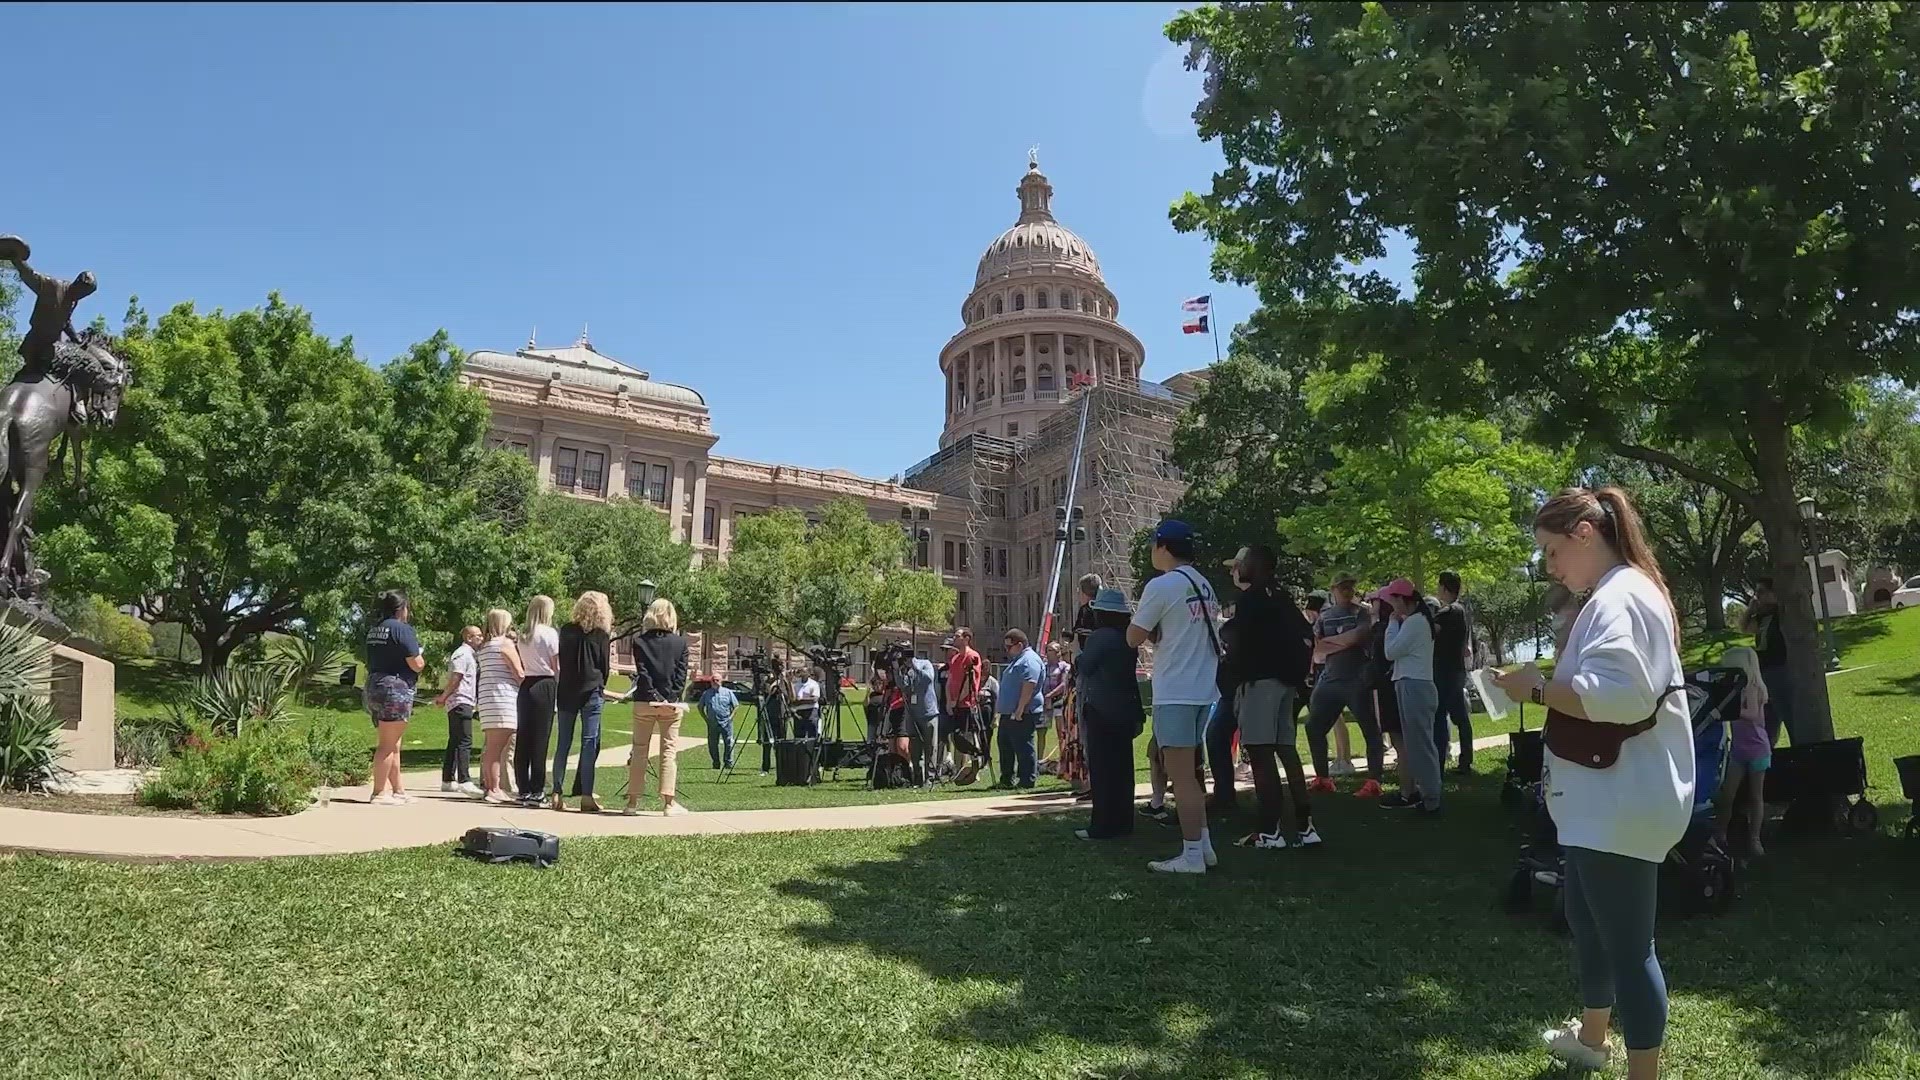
{"left": 774, "top": 758, "right": 1920, "bottom": 1077}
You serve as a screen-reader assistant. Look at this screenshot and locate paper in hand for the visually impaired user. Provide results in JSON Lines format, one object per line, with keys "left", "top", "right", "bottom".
{"left": 1470, "top": 667, "right": 1516, "bottom": 721}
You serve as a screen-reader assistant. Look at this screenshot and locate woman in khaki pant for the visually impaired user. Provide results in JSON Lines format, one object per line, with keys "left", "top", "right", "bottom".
{"left": 622, "top": 598, "right": 690, "bottom": 816}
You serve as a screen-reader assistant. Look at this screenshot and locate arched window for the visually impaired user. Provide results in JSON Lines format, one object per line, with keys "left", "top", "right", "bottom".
{"left": 1064, "top": 364, "right": 1077, "bottom": 385}
{"left": 975, "top": 379, "right": 986, "bottom": 401}
{"left": 1012, "top": 365, "right": 1027, "bottom": 393}
{"left": 1059, "top": 288, "right": 1073, "bottom": 310}
{"left": 1080, "top": 295, "right": 1091, "bottom": 312}
{"left": 992, "top": 297, "right": 1004, "bottom": 315}
{"left": 1036, "top": 289, "right": 1050, "bottom": 309}
{"left": 1037, "top": 363, "right": 1055, "bottom": 390}
{"left": 1013, "top": 292, "right": 1026, "bottom": 312}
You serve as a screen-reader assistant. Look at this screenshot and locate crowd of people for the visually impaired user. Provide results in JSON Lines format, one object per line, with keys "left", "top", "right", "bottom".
{"left": 361, "top": 589, "right": 697, "bottom": 816}
{"left": 357, "top": 482, "right": 1710, "bottom": 1076}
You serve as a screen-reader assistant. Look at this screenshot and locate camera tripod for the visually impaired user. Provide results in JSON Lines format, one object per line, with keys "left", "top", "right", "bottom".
{"left": 717, "top": 661, "right": 776, "bottom": 783}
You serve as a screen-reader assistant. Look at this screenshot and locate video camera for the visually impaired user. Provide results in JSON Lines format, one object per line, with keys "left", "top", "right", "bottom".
{"left": 804, "top": 644, "right": 851, "bottom": 671}
{"left": 874, "top": 641, "right": 915, "bottom": 668}
{"left": 740, "top": 647, "right": 776, "bottom": 676}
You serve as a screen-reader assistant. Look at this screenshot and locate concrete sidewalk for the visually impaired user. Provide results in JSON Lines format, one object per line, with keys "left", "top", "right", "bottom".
{"left": 0, "top": 730, "right": 1511, "bottom": 863}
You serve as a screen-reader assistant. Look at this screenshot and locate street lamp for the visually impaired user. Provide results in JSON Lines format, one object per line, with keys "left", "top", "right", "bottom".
{"left": 1796, "top": 496, "right": 1843, "bottom": 671}
{"left": 638, "top": 579, "right": 657, "bottom": 609}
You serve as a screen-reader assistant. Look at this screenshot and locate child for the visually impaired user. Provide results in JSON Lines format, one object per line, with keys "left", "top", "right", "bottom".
{"left": 1715, "top": 645, "right": 1771, "bottom": 858}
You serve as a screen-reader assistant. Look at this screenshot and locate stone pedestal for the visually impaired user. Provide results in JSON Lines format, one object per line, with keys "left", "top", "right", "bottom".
{"left": 3, "top": 603, "right": 118, "bottom": 772}
{"left": 50, "top": 643, "right": 116, "bottom": 772}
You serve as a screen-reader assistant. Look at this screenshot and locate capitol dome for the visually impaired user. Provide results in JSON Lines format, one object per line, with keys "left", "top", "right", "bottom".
{"left": 974, "top": 160, "right": 1103, "bottom": 288}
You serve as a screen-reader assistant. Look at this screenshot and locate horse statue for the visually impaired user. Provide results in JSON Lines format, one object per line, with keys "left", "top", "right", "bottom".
{"left": 0, "top": 235, "right": 132, "bottom": 601}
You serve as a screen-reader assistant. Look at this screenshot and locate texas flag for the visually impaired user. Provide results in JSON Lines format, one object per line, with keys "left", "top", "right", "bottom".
{"left": 1181, "top": 295, "right": 1212, "bottom": 335}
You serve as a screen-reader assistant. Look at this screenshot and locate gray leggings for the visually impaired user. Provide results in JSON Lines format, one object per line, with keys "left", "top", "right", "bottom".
{"left": 1392, "top": 678, "right": 1442, "bottom": 809}
{"left": 1564, "top": 846, "right": 1669, "bottom": 1051}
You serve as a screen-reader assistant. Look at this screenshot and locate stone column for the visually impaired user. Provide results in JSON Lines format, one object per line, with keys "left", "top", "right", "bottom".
{"left": 667, "top": 458, "right": 688, "bottom": 540}
{"left": 717, "top": 501, "right": 734, "bottom": 555}
{"left": 689, "top": 460, "right": 710, "bottom": 549}
{"left": 536, "top": 432, "right": 557, "bottom": 489}
{"left": 1021, "top": 332, "right": 1033, "bottom": 400}
{"left": 607, "top": 441, "right": 628, "bottom": 500}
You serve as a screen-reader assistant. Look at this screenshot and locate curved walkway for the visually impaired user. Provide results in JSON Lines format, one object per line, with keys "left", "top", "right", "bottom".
{"left": 0, "top": 732, "right": 1514, "bottom": 863}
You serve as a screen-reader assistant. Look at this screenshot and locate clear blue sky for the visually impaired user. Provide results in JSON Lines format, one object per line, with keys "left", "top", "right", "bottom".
{"left": 8, "top": 3, "right": 1264, "bottom": 476}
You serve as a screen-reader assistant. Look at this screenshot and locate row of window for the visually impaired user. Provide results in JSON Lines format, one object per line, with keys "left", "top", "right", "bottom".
{"left": 968, "top": 288, "right": 1113, "bottom": 324}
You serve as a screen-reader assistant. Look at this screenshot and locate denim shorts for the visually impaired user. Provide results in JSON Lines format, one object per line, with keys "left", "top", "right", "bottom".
{"left": 1152, "top": 703, "right": 1213, "bottom": 749}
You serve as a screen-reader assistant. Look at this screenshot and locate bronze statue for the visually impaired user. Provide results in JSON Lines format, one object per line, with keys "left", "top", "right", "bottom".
{"left": 0, "top": 236, "right": 130, "bottom": 600}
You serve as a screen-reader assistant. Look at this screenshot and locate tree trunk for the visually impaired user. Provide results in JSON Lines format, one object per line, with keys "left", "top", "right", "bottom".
{"left": 1750, "top": 414, "right": 1836, "bottom": 743}
{"left": 1700, "top": 562, "right": 1728, "bottom": 632}
{"left": 196, "top": 622, "right": 241, "bottom": 673}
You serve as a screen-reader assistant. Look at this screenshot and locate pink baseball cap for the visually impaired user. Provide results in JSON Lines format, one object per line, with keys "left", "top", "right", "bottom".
{"left": 1377, "top": 578, "right": 1418, "bottom": 601}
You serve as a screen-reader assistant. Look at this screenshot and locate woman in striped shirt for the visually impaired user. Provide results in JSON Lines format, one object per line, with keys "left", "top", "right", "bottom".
{"left": 475, "top": 608, "right": 524, "bottom": 804}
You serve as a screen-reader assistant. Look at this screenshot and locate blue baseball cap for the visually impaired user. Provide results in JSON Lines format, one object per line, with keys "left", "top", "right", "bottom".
{"left": 1153, "top": 519, "right": 1194, "bottom": 545}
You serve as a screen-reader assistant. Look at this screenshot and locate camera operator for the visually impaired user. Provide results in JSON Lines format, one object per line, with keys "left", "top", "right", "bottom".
{"left": 790, "top": 664, "right": 823, "bottom": 739}
{"left": 887, "top": 644, "right": 941, "bottom": 787}
{"left": 943, "top": 628, "right": 987, "bottom": 784}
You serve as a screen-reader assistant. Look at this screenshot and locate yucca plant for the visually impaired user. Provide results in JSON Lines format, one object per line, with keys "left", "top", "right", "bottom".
{"left": 174, "top": 662, "right": 298, "bottom": 738}
{"left": 271, "top": 634, "right": 349, "bottom": 703}
{"left": 0, "top": 621, "right": 62, "bottom": 792}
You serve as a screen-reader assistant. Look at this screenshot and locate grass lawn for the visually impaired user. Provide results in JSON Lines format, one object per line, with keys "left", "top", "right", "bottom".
{"left": 4, "top": 759, "right": 1918, "bottom": 1079}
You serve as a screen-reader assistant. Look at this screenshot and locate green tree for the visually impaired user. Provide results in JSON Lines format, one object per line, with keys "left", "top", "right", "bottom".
{"left": 1589, "top": 449, "right": 1758, "bottom": 633}
{"left": 1131, "top": 353, "right": 1331, "bottom": 597}
{"left": 527, "top": 492, "right": 706, "bottom": 632}
{"left": 1469, "top": 573, "right": 1547, "bottom": 666}
{"left": 36, "top": 297, "right": 544, "bottom": 669}
{"left": 1280, "top": 363, "right": 1566, "bottom": 591}
{"left": 1169, "top": 1, "right": 1920, "bottom": 739}
{"left": 714, "top": 499, "right": 953, "bottom": 651}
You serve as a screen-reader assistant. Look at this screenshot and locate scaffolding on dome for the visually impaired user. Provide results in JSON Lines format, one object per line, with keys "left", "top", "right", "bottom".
{"left": 1021, "top": 381, "right": 1186, "bottom": 616}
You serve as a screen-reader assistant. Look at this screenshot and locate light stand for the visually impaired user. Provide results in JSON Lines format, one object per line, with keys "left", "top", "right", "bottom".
{"left": 1797, "top": 496, "right": 1843, "bottom": 672}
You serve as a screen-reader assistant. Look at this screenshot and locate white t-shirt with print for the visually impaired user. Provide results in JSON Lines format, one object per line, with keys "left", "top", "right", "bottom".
{"left": 1131, "top": 565, "right": 1221, "bottom": 707}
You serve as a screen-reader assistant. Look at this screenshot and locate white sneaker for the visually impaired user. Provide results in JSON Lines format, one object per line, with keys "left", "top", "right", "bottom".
{"left": 441, "top": 781, "right": 458, "bottom": 792}
{"left": 1297, "top": 823, "right": 1324, "bottom": 847}
{"left": 663, "top": 803, "right": 691, "bottom": 817}
{"left": 455, "top": 781, "right": 484, "bottom": 797}
{"left": 1148, "top": 852, "right": 1207, "bottom": 874}
{"left": 1330, "top": 759, "right": 1357, "bottom": 777}
{"left": 1541, "top": 1019, "right": 1613, "bottom": 1071}
{"left": 1253, "top": 832, "right": 1289, "bottom": 850}
{"left": 370, "top": 793, "right": 402, "bottom": 806}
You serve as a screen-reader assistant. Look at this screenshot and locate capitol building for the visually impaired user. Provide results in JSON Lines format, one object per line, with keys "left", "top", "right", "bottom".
{"left": 462, "top": 159, "right": 1196, "bottom": 678}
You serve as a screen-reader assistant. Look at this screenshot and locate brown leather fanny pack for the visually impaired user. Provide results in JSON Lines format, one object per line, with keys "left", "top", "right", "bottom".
{"left": 1543, "top": 686, "right": 1683, "bottom": 769}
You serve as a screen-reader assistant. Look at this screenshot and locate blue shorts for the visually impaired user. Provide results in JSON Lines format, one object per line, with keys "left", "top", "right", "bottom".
{"left": 1152, "top": 703, "right": 1213, "bottom": 749}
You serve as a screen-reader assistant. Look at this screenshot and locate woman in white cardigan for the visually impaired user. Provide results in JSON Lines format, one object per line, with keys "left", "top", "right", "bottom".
{"left": 1496, "top": 487, "right": 1693, "bottom": 1080}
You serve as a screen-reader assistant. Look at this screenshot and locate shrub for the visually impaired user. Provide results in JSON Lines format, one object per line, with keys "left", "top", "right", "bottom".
{"left": 303, "top": 722, "right": 369, "bottom": 787}
{"left": 58, "top": 595, "right": 154, "bottom": 659}
{"left": 0, "top": 621, "right": 62, "bottom": 791}
{"left": 115, "top": 713, "right": 185, "bottom": 770}
{"left": 271, "top": 634, "right": 350, "bottom": 704}
{"left": 171, "top": 662, "right": 296, "bottom": 737}
{"left": 139, "top": 723, "right": 314, "bottom": 815}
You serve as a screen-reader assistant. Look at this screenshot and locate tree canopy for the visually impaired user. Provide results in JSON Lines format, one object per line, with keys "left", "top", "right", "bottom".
{"left": 712, "top": 499, "right": 953, "bottom": 651}
{"left": 1169, "top": 0, "right": 1920, "bottom": 738}
{"left": 36, "top": 298, "right": 553, "bottom": 668}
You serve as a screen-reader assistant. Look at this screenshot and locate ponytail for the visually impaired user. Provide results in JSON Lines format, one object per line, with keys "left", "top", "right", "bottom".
{"left": 1536, "top": 485, "right": 1679, "bottom": 645}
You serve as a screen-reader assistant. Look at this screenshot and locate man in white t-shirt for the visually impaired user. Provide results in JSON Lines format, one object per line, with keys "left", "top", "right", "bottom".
{"left": 791, "top": 669, "right": 823, "bottom": 739}
{"left": 1128, "top": 519, "right": 1222, "bottom": 875}
{"left": 433, "top": 625, "right": 484, "bottom": 796}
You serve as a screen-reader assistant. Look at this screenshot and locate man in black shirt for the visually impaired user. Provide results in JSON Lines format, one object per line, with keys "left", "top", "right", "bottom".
{"left": 1742, "top": 577, "right": 1794, "bottom": 745}
{"left": 1431, "top": 571, "right": 1474, "bottom": 773}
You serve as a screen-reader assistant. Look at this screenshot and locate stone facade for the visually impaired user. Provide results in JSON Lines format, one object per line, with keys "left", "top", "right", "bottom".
{"left": 463, "top": 160, "right": 1188, "bottom": 681}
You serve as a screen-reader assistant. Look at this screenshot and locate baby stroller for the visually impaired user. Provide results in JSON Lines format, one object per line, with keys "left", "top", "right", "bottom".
{"left": 1503, "top": 667, "right": 1746, "bottom": 928}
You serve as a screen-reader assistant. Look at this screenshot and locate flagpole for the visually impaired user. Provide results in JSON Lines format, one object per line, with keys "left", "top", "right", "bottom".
{"left": 1210, "top": 303, "right": 1222, "bottom": 363}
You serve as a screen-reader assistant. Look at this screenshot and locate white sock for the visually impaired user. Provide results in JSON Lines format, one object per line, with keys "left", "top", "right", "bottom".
{"left": 1148, "top": 796, "right": 1164, "bottom": 809}
{"left": 1181, "top": 839, "right": 1203, "bottom": 861}
{"left": 1200, "top": 827, "right": 1213, "bottom": 849}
